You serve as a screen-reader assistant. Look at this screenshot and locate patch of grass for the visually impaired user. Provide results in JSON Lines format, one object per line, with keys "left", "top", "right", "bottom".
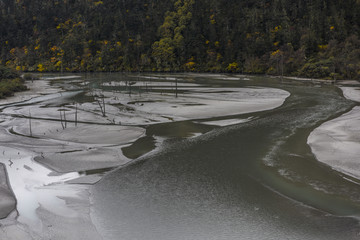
{"left": 0, "top": 65, "right": 27, "bottom": 99}
{"left": 0, "top": 78, "right": 27, "bottom": 99}
{"left": 0, "top": 65, "right": 19, "bottom": 79}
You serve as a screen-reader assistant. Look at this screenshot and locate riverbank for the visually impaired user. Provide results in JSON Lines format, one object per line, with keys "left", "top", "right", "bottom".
{"left": 2, "top": 72, "right": 359, "bottom": 239}
{"left": 0, "top": 78, "right": 63, "bottom": 106}
{"left": 0, "top": 163, "right": 16, "bottom": 219}
{"left": 0, "top": 73, "right": 292, "bottom": 239}
{"left": 0, "top": 78, "right": 63, "bottom": 221}
{"left": 308, "top": 86, "right": 360, "bottom": 180}
{"left": 91, "top": 75, "right": 360, "bottom": 240}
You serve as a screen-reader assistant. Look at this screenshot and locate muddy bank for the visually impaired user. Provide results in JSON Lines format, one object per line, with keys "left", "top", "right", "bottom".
{"left": 91, "top": 82, "right": 360, "bottom": 240}
{"left": 0, "top": 79, "right": 62, "bottom": 106}
{"left": 0, "top": 185, "right": 102, "bottom": 240}
{"left": 0, "top": 163, "right": 16, "bottom": 219}
{"left": 308, "top": 86, "right": 360, "bottom": 179}
{"left": 0, "top": 73, "right": 292, "bottom": 239}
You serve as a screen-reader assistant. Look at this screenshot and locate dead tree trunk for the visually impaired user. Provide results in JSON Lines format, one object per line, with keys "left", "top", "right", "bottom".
{"left": 175, "top": 78, "right": 178, "bottom": 98}
{"left": 75, "top": 103, "right": 78, "bottom": 126}
{"left": 59, "top": 110, "right": 65, "bottom": 129}
{"left": 96, "top": 95, "right": 106, "bottom": 117}
{"left": 59, "top": 109, "right": 68, "bottom": 129}
{"left": 29, "top": 110, "right": 32, "bottom": 137}
{"left": 63, "top": 110, "right": 67, "bottom": 128}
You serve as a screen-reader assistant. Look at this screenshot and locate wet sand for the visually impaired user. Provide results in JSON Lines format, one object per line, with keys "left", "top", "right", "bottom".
{"left": 0, "top": 164, "right": 16, "bottom": 219}
{"left": 0, "top": 74, "right": 291, "bottom": 239}
{"left": 308, "top": 86, "right": 360, "bottom": 179}
{"left": 0, "top": 79, "right": 62, "bottom": 106}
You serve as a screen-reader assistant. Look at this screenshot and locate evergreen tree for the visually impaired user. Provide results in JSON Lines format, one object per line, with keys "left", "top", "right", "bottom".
{"left": 0, "top": 0, "right": 359, "bottom": 79}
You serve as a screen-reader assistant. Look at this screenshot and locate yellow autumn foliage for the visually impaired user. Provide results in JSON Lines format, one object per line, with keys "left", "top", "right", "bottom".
{"left": 37, "top": 64, "right": 45, "bottom": 72}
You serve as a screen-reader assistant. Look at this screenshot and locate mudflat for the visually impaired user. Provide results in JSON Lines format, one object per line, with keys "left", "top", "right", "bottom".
{"left": 0, "top": 163, "right": 16, "bottom": 219}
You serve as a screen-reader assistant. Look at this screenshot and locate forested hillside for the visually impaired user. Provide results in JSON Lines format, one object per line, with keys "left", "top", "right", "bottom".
{"left": 1, "top": 0, "right": 360, "bottom": 79}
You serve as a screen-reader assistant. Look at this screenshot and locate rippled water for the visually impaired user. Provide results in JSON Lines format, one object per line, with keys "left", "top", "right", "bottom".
{"left": 91, "top": 76, "right": 360, "bottom": 239}
{"left": 2, "top": 73, "right": 360, "bottom": 239}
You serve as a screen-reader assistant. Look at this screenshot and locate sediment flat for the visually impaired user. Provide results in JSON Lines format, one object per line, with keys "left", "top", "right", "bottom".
{"left": 0, "top": 73, "right": 292, "bottom": 239}
{"left": 0, "top": 163, "right": 16, "bottom": 219}
{"left": 308, "top": 86, "right": 360, "bottom": 179}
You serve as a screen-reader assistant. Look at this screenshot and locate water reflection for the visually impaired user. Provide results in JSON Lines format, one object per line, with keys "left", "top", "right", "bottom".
{"left": 0, "top": 147, "right": 80, "bottom": 230}
{"left": 92, "top": 77, "right": 360, "bottom": 240}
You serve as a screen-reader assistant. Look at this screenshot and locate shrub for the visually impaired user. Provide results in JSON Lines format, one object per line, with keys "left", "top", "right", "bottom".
{"left": 23, "top": 73, "right": 35, "bottom": 80}
{"left": 0, "top": 65, "right": 20, "bottom": 79}
{"left": 0, "top": 78, "right": 27, "bottom": 98}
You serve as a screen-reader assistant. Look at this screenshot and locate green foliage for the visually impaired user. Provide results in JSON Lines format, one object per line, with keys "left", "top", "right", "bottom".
{"left": 298, "top": 59, "right": 334, "bottom": 79}
{"left": 152, "top": 38, "right": 176, "bottom": 71}
{"left": 0, "top": 66, "right": 26, "bottom": 98}
{"left": 0, "top": 0, "right": 360, "bottom": 79}
{"left": 152, "top": 0, "right": 195, "bottom": 71}
{"left": 0, "top": 66, "right": 19, "bottom": 79}
{"left": 244, "top": 57, "right": 267, "bottom": 74}
{"left": 0, "top": 78, "right": 27, "bottom": 99}
{"left": 226, "top": 62, "right": 239, "bottom": 73}
{"left": 23, "top": 73, "right": 35, "bottom": 80}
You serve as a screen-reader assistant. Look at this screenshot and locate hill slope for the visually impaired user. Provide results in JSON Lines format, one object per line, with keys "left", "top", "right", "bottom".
{"left": 1, "top": 0, "right": 359, "bottom": 79}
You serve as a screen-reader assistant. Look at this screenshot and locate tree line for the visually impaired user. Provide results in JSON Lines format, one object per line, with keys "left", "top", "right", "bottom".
{"left": 1, "top": 0, "right": 360, "bottom": 79}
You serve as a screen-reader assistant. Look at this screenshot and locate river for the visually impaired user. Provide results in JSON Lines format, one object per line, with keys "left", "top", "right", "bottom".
{"left": 1, "top": 73, "right": 360, "bottom": 239}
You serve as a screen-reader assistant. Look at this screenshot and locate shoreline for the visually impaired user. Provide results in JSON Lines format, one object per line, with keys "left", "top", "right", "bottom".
{"left": 1, "top": 72, "right": 358, "bottom": 110}
{"left": 1, "top": 72, "right": 358, "bottom": 239}
{"left": 0, "top": 73, "right": 291, "bottom": 239}
{"left": 0, "top": 163, "right": 16, "bottom": 219}
{"left": 308, "top": 86, "right": 360, "bottom": 180}
{"left": 0, "top": 79, "right": 63, "bottom": 106}
{"left": 0, "top": 78, "right": 44, "bottom": 221}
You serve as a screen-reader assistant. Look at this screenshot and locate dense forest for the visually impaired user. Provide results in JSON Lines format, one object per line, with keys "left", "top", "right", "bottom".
{"left": 1, "top": 0, "right": 360, "bottom": 79}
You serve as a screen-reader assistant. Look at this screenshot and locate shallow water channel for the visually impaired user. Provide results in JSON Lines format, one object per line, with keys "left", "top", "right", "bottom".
{"left": 1, "top": 73, "right": 360, "bottom": 239}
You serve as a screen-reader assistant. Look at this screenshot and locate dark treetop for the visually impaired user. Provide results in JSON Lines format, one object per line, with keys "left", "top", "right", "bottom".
{"left": 1, "top": 0, "right": 359, "bottom": 79}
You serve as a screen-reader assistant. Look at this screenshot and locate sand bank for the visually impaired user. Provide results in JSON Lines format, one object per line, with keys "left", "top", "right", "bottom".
{"left": 0, "top": 73, "right": 291, "bottom": 239}
{"left": 0, "top": 164, "right": 16, "bottom": 219}
{"left": 0, "top": 80, "right": 62, "bottom": 106}
{"left": 308, "top": 87, "right": 360, "bottom": 179}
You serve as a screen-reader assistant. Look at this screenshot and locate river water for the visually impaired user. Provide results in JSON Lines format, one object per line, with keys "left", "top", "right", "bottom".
{"left": 91, "top": 75, "right": 360, "bottom": 239}
{"left": 1, "top": 73, "right": 360, "bottom": 239}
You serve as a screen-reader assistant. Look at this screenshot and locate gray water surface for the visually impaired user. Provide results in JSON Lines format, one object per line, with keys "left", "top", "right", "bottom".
{"left": 91, "top": 76, "right": 360, "bottom": 240}
{"left": 2, "top": 73, "right": 359, "bottom": 239}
